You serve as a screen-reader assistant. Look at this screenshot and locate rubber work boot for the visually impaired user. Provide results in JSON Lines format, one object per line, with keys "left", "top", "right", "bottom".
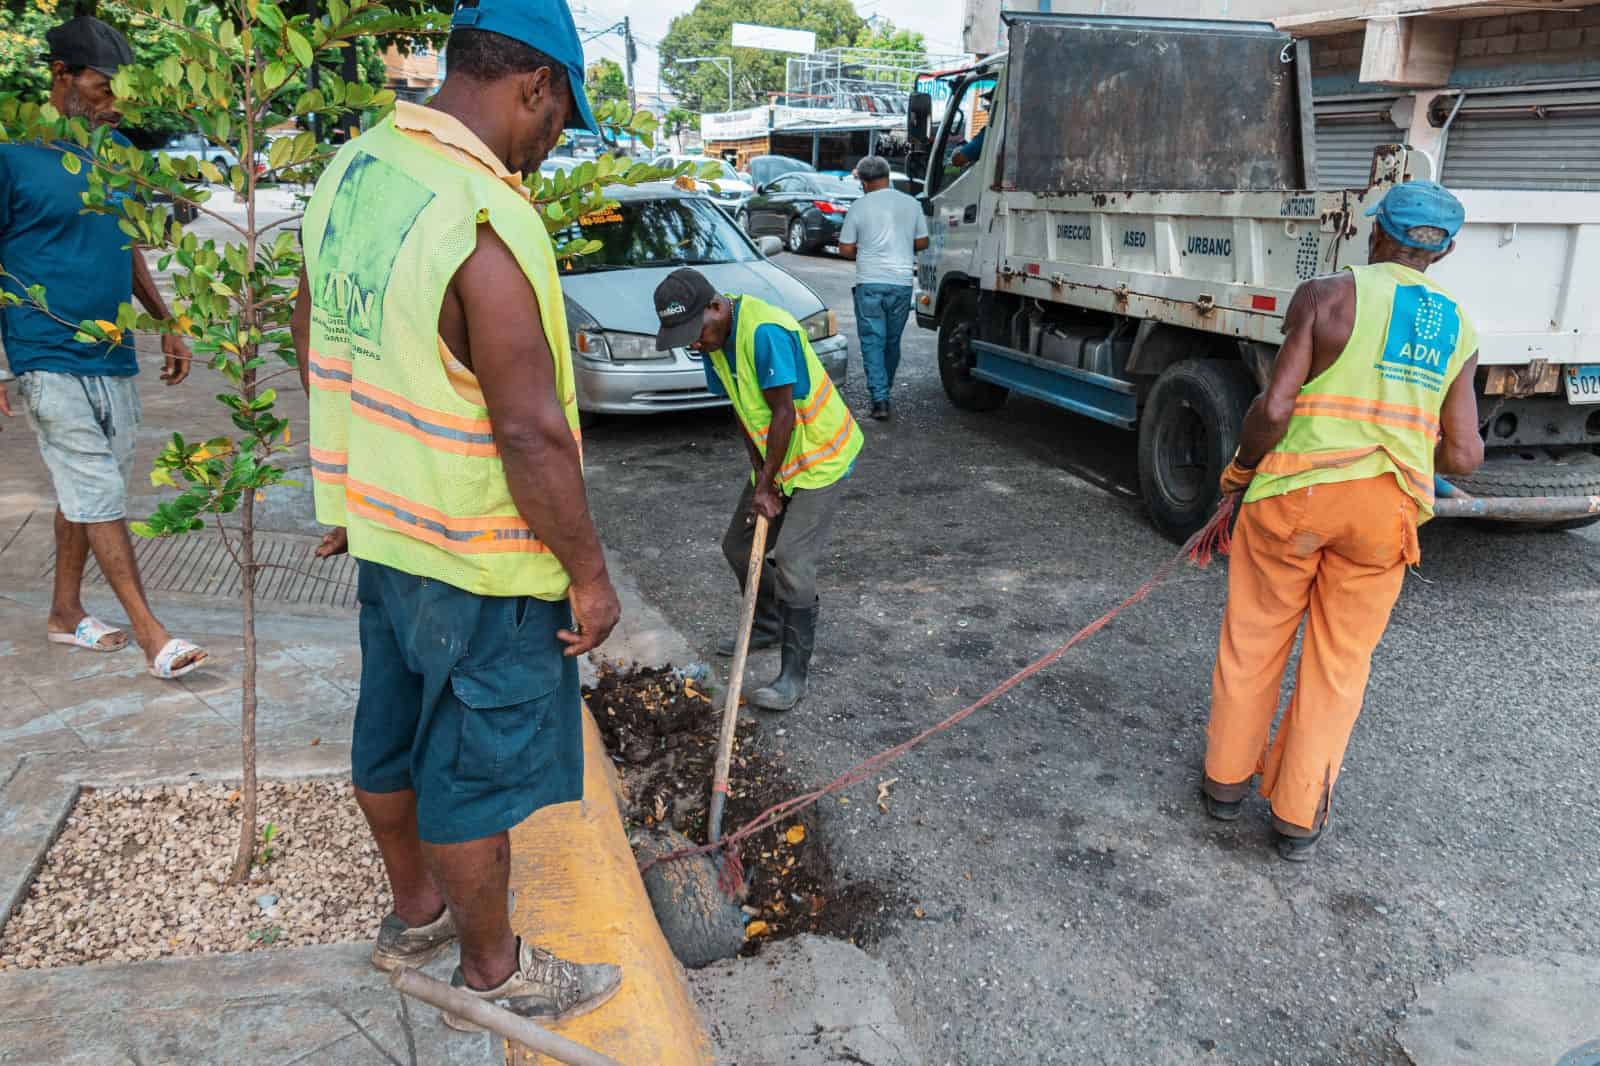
{"left": 717, "top": 568, "right": 782, "bottom": 656}
{"left": 442, "top": 937, "right": 623, "bottom": 1032}
{"left": 1202, "top": 789, "right": 1243, "bottom": 822}
{"left": 370, "top": 905, "right": 457, "bottom": 973}
{"left": 1276, "top": 817, "right": 1331, "bottom": 863}
{"left": 747, "top": 602, "right": 818, "bottom": 712}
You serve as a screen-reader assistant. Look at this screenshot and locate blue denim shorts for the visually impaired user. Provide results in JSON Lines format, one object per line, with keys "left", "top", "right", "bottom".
{"left": 17, "top": 370, "right": 140, "bottom": 523}
{"left": 352, "top": 560, "right": 583, "bottom": 845}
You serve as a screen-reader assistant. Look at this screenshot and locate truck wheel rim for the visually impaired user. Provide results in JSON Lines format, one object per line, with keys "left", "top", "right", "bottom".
{"left": 1156, "top": 401, "right": 1207, "bottom": 505}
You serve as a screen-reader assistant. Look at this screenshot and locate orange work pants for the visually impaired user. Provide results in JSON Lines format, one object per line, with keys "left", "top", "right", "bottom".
{"left": 1204, "top": 475, "right": 1420, "bottom": 834}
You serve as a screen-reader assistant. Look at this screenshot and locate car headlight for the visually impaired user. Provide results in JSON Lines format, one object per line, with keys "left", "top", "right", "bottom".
{"left": 800, "top": 309, "right": 837, "bottom": 342}
{"left": 578, "top": 330, "right": 664, "bottom": 362}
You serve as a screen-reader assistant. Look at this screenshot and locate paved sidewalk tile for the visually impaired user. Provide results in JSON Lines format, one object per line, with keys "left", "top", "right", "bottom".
{"left": 0, "top": 942, "right": 499, "bottom": 1066}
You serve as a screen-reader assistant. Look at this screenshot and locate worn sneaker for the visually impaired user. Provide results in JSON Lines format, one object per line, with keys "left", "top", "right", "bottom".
{"left": 371, "top": 905, "right": 457, "bottom": 973}
{"left": 442, "top": 937, "right": 623, "bottom": 1032}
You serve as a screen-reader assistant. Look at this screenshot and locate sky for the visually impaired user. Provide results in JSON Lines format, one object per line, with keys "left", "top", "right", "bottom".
{"left": 570, "top": 0, "right": 970, "bottom": 107}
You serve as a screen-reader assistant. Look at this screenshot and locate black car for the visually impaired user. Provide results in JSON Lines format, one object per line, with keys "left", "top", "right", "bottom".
{"left": 744, "top": 174, "right": 861, "bottom": 254}
{"left": 743, "top": 154, "right": 814, "bottom": 191}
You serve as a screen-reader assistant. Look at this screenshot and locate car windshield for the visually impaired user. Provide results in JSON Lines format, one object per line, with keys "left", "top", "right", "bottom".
{"left": 554, "top": 196, "right": 757, "bottom": 274}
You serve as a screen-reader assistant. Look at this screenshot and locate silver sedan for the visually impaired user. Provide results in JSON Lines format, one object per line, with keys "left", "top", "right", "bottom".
{"left": 555, "top": 183, "right": 848, "bottom": 422}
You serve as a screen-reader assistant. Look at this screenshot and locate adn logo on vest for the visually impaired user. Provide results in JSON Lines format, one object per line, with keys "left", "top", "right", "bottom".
{"left": 1379, "top": 285, "right": 1459, "bottom": 393}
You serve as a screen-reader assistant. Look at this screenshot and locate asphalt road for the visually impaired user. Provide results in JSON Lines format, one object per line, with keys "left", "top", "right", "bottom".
{"left": 579, "top": 252, "right": 1600, "bottom": 1065}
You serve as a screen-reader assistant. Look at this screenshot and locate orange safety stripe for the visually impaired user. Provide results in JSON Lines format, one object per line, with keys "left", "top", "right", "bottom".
{"left": 308, "top": 349, "right": 353, "bottom": 394}
{"left": 345, "top": 479, "right": 552, "bottom": 554}
{"left": 780, "top": 417, "right": 857, "bottom": 482}
{"left": 1293, "top": 393, "right": 1440, "bottom": 437}
{"left": 309, "top": 446, "right": 348, "bottom": 486}
{"left": 752, "top": 376, "right": 837, "bottom": 442}
{"left": 1258, "top": 446, "right": 1433, "bottom": 501}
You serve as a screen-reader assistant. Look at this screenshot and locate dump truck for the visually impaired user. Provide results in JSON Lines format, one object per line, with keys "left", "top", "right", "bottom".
{"left": 906, "top": 13, "right": 1600, "bottom": 540}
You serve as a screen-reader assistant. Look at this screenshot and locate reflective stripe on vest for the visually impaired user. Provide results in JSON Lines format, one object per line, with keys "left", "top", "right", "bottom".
{"left": 301, "top": 120, "right": 580, "bottom": 599}
{"left": 1245, "top": 262, "right": 1476, "bottom": 521}
{"left": 709, "top": 295, "right": 862, "bottom": 493}
{"left": 345, "top": 479, "right": 550, "bottom": 554}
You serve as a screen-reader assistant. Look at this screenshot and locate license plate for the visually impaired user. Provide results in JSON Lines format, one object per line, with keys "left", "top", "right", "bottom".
{"left": 1566, "top": 364, "right": 1600, "bottom": 405}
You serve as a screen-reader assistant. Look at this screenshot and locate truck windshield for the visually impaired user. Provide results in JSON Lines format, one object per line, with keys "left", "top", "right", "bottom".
{"left": 554, "top": 195, "right": 757, "bottom": 274}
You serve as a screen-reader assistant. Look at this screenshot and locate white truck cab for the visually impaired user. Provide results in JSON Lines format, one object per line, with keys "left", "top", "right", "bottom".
{"left": 909, "top": 13, "right": 1600, "bottom": 539}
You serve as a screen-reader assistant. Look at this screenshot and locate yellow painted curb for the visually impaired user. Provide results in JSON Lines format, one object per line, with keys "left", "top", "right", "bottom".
{"left": 505, "top": 705, "right": 713, "bottom": 1066}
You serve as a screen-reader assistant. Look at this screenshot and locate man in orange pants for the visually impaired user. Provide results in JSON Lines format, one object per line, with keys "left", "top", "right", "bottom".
{"left": 1202, "top": 181, "right": 1484, "bottom": 861}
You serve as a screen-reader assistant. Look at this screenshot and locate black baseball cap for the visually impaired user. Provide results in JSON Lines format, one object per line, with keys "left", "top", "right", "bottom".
{"left": 46, "top": 16, "right": 134, "bottom": 78}
{"left": 653, "top": 267, "right": 716, "bottom": 351}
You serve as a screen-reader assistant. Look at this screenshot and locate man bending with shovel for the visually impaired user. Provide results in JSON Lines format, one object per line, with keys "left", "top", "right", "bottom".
{"left": 653, "top": 268, "right": 863, "bottom": 711}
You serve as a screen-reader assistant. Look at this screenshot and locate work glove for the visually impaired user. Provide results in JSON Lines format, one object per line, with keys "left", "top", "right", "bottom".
{"left": 1219, "top": 455, "right": 1257, "bottom": 497}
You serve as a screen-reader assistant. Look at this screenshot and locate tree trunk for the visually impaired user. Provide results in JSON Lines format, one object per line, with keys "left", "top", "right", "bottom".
{"left": 228, "top": 489, "right": 259, "bottom": 884}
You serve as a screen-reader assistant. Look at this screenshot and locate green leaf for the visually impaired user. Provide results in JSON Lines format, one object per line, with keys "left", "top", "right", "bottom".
{"left": 215, "top": 113, "right": 231, "bottom": 143}
{"left": 25, "top": 284, "right": 46, "bottom": 312}
{"left": 161, "top": 55, "right": 183, "bottom": 88}
{"left": 286, "top": 28, "right": 313, "bottom": 69}
{"left": 199, "top": 160, "right": 224, "bottom": 183}
{"left": 60, "top": 152, "right": 81, "bottom": 176}
{"left": 129, "top": 521, "right": 160, "bottom": 538}
{"left": 267, "top": 135, "right": 292, "bottom": 172}
{"left": 258, "top": 2, "right": 285, "bottom": 31}
{"left": 219, "top": 20, "right": 237, "bottom": 50}
{"left": 263, "top": 62, "right": 289, "bottom": 92}
{"left": 187, "top": 62, "right": 207, "bottom": 94}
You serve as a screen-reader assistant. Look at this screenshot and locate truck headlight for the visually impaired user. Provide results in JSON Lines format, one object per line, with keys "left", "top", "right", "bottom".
{"left": 800, "top": 309, "right": 836, "bottom": 342}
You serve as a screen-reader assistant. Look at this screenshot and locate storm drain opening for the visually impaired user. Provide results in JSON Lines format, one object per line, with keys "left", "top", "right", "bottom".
{"left": 43, "top": 530, "right": 357, "bottom": 609}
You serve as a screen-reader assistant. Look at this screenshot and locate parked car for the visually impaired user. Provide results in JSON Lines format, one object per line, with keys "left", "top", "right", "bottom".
{"left": 154, "top": 133, "right": 263, "bottom": 177}
{"left": 538, "top": 155, "right": 582, "bottom": 178}
{"left": 553, "top": 183, "right": 848, "bottom": 422}
{"left": 743, "top": 173, "right": 861, "bottom": 254}
{"left": 651, "top": 153, "right": 755, "bottom": 223}
{"left": 149, "top": 133, "right": 265, "bottom": 223}
{"left": 745, "top": 154, "right": 815, "bottom": 191}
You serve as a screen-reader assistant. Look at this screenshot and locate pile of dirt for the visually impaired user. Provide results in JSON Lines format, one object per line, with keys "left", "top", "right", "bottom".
{"left": 0, "top": 780, "right": 386, "bottom": 970}
{"left": 586, "top": 663, "right": 897, "bottom": 951}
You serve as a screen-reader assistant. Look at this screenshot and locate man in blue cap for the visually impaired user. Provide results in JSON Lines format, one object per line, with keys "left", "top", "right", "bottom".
{"left": 293, "top": 0, "right": 622, "bottom": 1030}
{"left": 1200, "top": 180, "right": 1484, "bottom": 863}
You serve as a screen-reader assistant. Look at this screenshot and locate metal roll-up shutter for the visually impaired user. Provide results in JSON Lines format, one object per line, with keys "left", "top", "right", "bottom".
{"left": 1314, "top": 97, "right": 1400, "bottom": 189}
{"left": 1439, "top": 89, "right": 1600, "bottom": 191}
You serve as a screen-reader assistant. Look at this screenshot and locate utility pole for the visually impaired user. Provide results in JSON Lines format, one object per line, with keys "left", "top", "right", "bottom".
{"left": 623, "top": 16, "right": 637, "bottom": 117}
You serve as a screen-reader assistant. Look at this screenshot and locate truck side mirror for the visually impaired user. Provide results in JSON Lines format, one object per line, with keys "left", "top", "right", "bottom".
{"left": 907, "top": 92, "right": 932, "bottom": 145}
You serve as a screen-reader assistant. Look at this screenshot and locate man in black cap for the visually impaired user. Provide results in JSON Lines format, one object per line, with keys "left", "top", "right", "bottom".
{"left": 0, "top": 15, "right": 205, "bottom": 680}
{"left": 654, "top": 267, "right": 863, "bottom": 712}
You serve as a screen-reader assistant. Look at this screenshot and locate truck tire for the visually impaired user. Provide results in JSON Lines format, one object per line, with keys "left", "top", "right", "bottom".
{"left": 938, "top": 290, "right": 1007, "bottom": 412}
{"left": 1138, "top": 358, "right": 1256, "bottom": 543}
{"left": 1446, "top": 447, "right": 1600, "bottom": 532}
{"left": 172, "top": 200, "right": 197, "bottom": 225}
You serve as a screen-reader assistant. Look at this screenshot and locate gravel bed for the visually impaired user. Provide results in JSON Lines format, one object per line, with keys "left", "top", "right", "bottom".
{"left": 0, "top": 779, "right": 387, "bottom": 970}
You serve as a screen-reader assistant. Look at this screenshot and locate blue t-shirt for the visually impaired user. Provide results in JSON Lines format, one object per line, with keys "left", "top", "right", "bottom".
{"left": 703, "top": 297, "right": 810, "bottom": 400}
{"left": 957, "top": 127, "right": 986, "bottom": 162}
{"left": 0, "top": 135, "right": 137, "bottom": 377}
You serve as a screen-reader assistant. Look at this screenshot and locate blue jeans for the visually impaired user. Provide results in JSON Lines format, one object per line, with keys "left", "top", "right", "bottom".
{"left": 853, "top": 284, "right": 912, "bottom": 404}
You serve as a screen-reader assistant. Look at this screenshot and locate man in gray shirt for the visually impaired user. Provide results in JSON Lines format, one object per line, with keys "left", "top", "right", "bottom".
{"left": 839, "top": 156, "right": 928, "bottom": 420}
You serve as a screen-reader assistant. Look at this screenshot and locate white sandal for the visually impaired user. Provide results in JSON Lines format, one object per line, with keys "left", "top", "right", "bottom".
{"left": 149, "top": 638, "right": 209, "bottom": 680}
{"left": 48, "top": 616, "right": 127, "bottom": 652}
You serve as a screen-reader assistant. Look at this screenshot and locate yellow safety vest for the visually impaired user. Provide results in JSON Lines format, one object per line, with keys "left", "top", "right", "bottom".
{"left": 301, "top": 117, "right": 580, "bottom": 599}
{"left": 706, "top": 296, "right": 862, "bottom": 493}
{"left": 1247, "top": 262, "right": 1477, "bottom": 522}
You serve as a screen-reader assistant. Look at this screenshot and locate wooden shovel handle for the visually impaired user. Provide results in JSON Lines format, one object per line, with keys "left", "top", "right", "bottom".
{"left": 707, "top": 513, "right": 768, "bottom": 845}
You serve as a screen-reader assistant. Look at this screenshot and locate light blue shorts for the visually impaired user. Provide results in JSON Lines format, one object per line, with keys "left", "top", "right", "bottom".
{"left": 16, "top": 370, "right": 140, "bottom": 523}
